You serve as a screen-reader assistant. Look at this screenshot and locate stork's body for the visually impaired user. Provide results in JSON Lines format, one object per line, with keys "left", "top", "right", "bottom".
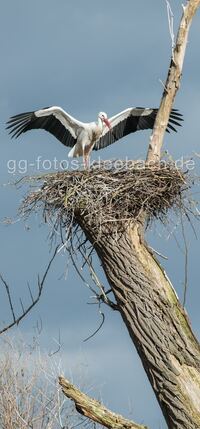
{"left": 6, "top": 106, "right": 183, "bottom": 167}
{"left": 68, "top": 115, "right": 107, "bottom": 165}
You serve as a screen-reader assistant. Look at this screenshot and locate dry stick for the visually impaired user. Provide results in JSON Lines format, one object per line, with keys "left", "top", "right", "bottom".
{"left": 180, "top": 212, "right": 189, "bottom": 307}
{"left": 0, "top": 274, "right": 16, "bottom": 323}
{"left": 0, "top": 246, "right": 59, "bottom": 335}
{"left": 147, "top": 0, "right": 200, "bottom": 164}
{"left": 59, "top": 376, "right": 148, "bottom": 429}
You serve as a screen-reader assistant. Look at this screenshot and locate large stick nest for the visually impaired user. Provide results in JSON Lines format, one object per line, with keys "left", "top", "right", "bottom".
{"left": 20, "top": 161, "right": 190, "bottom": 232}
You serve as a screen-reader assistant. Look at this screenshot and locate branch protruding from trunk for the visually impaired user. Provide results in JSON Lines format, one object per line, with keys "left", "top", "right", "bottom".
{"left": 59, "top": 376, "right": 148, "bottom": 429}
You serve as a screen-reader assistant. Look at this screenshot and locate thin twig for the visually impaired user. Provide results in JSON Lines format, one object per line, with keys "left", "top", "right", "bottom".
{"left": 0, "top": 274, "right": 16, "bottom": 323}
{"left": 0, "top": 246, "right": 59, "bottom": 335}
{"left": 180, "top": 213, "right": 189, "bottom": 307}
{"left": 49, "top": 329, "right": 63, "bottom": 356}
{"left": 83, "top": 309, "right": 105, "bottom": 342}
{"left": 148, "top": 246, "right": 168, "bottom": 260}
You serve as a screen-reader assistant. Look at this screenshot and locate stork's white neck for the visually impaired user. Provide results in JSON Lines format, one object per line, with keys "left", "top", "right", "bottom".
{"left": 97, "top": 116, "right": 104, "bottom": 131}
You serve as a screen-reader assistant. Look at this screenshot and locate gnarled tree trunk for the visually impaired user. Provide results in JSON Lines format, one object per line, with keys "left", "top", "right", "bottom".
{"left": 79, "top": 219, "right": 200, "bottom": 429}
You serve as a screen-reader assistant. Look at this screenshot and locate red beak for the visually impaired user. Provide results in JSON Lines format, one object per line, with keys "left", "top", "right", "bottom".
{"left": 103, "top": 118, "right": 111, "bottom": 130}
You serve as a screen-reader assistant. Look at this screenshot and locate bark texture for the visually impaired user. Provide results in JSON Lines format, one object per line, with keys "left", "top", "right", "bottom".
{"left": 59, "top": 376, "right": 148, "bottom": 429}
{"left": 79, "top": 220, "right": 200, "bottom": 429}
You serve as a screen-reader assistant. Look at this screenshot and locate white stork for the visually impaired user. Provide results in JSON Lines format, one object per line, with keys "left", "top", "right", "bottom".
{"left": 6, "top": 106, "right": 183, "bottom": 167}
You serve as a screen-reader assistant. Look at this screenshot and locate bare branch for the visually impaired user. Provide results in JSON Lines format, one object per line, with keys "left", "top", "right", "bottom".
{"left": 83, "top": 310, "right": 105, "bottom": 342}
{"left": 165, "top": 0, "right": 175, "bottom": 53}
{"left": 147, "top": 0, "right": 200, "bottom": 163}
{"left": 0, "top": 274, "right": 16, "bottom": 323}
{"left": 63, "top": 230, "right": 118, "bottom": 312}
{"left": 79, "top": 247, "right": 118, "bottom": 310}
{"left": 66, "top": 245, "right": 117, "bottom": 341}
{"left": 49, "top": 329, "right": 63, "bottom": 357}
{"left": 0, "top": 245, "right": 59, "bottom": 335}
{"left": 148, "top": 245, "right": 168, "bottom": 260}
{"left": 59, "top": 376, "right": 148, "bottom": 429}
{"left": 181, "top": 213, "right": 189, "bottom": 307}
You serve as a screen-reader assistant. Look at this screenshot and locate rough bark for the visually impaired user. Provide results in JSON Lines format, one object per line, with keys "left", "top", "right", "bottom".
{"left": 78, "top": 220, "right": 200, "bottom": 429}
{"left": 59, "top": 376, "right": 148, "bottom": 429}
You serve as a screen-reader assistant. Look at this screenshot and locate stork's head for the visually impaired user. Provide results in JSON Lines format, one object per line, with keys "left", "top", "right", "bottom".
{"left": 98, "top": 112, "right": 111, "bottom": 130}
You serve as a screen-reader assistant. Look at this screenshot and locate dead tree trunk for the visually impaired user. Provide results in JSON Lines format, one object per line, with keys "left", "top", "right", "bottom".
{"left": 79, "top": 219, "right": 200, "bottom": 429}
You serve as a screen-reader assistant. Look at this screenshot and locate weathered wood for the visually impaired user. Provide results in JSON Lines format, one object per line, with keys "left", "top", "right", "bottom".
{"left": 59, "top": 376, "right": 148, "bottom": 429}
{"left": 78, "top": 220, "right": 200, "bottom": 429}
{"left": 147, "top": 0, "right": 200, "bottom": 163}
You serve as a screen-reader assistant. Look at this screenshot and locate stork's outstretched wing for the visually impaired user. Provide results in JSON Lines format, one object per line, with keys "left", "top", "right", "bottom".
{"left": 6, "top": 106, "right": 85, "bottom": 147}
{"left": 94, "top": 107, "right": 183, "bottom": 151}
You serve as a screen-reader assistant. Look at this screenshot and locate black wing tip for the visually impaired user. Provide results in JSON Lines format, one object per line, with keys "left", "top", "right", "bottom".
{"left": 167, "top": 123, "right": 178, "bottom": 133}
{"left": 8, "top": 128, "right": 24, "bottom": 139}
{"left": 171, "top": 111, "right": 183, "bottom": 118}
{"left": 10, "top": 134, "right": 18, "bottom": 140}
{"left": 6, "top": 113, "right": 33, "bottom": 138}
{"left": 5, "top": 110, "right": 37, "bottom": 139}
{"left": 7, "top": 128, "right": 20, "bottom": 139}
{"left": 169, "top": 118, "right": 183, "bottom": 127}
{"left": 6, "top": 112, "right": 33, "bottom": 122}
{"left": 166, "top": 127, "right": 177, "bottom": 133}
{"left": 171, "top": 108, "right": 182, "bottom": 114}
{"left": 168, "top": 110, "right": 183, "bottom": 133}
{"left": 6, "top": 108, "right": 49, "bottom": 128}
{"left": 170, "top": 116, "right": 184, "bottom": 123}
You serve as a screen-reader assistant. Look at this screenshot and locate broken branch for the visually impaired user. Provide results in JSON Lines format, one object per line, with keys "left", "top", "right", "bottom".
{"left": 147, "top": 0, "right": 200, "bottom": 163}
{"left": 59, "top": 376, "right": 148, "bottom": 429}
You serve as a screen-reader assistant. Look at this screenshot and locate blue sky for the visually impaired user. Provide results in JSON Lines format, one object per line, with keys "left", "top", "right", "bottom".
{"left": 0, "top": 1, "right": 200, "bottom": 428}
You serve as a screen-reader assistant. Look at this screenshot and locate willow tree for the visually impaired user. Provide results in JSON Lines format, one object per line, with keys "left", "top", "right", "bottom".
{"left": 20, "top": 2, "right": 200, "bottom": 428}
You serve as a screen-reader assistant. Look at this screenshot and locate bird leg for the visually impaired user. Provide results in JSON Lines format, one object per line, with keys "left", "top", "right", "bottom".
{"left": 83, "top": 146, "right": 88, "bottom": 170}
{"left": 83, "top": 145, "right": 91, "bottom": 170}
{"left": 84, "top": 154, "right": 90, "bottom": 169}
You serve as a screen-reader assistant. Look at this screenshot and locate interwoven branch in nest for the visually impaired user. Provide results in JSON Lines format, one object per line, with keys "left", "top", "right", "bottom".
{"left": 19, "top": 161, "right": 190, "bottom": 233}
